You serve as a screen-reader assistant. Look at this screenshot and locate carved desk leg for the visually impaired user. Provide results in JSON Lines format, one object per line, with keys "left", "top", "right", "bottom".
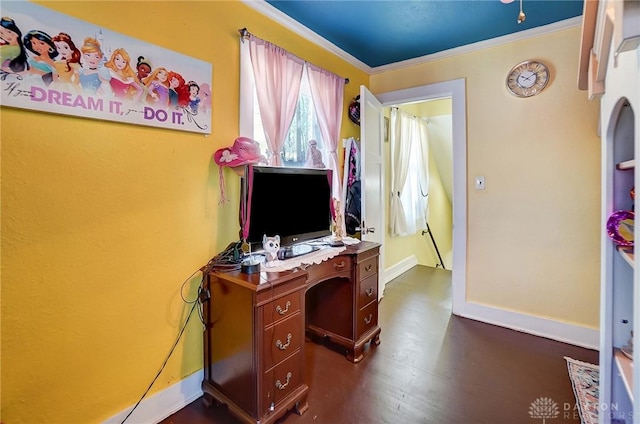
{"left": 348, "top": 348, "right": 364, "bottom": 363}
{"left": 348, "top": 327, "right": 382, "bottom": 363}
{"left": 295, "top": 397, "right": 309, "bottom": 416}
{"left": 372, "top": 331, "right": 381, "bottom": 346}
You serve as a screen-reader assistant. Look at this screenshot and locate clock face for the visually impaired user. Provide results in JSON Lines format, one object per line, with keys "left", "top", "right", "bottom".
{"left": 506, "top": 60, "right": 550, "bottom": 97}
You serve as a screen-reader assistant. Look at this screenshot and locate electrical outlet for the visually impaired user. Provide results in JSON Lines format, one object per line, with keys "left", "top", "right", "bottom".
{"left": 475, "top": 176, "right": 485, "bottom": 190}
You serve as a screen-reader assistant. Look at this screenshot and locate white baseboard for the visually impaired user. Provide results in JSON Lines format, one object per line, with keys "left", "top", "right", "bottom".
{"left": 457, "top": 301, "right": 600, "bottom": 350}
{"left": 384, "top": 256, "right": 599, "bottom": 350}
{"left": 383, "top": 255, "right": 418, "bottom": 285}
{"left": 103, "top": 370, "right": 203, "bottom": 424}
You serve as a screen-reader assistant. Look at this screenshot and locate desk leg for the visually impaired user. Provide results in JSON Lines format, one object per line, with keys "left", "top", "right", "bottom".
{"left": 347, "top": 349, "right": 363, "bottom": 363}
{"left": 295, "top": 397, "right": 309, "bottom": 416}
{"left": 348, "top": 327, "right": 382, "bottom": 363}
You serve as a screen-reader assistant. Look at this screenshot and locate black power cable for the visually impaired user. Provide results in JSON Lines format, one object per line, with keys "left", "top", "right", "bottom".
{"left": 120, "top": 242, "right": 244, "bottom": 423}
{"left": 120, "top": 260, "right": 218, "bottom": 423}
{"left": 120, "top": 300, "right": 198, "bottom": 424}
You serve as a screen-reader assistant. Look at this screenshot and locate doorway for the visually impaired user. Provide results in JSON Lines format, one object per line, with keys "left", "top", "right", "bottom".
{"left": 384, "top": 99, "right": 453, "bottom": 270}
{"left": 375, "top": 78, "right": 467, "bottom": 316}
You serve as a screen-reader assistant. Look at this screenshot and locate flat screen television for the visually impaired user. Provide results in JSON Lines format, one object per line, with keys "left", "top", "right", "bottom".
{"left": 240, "top": 165, "right": 333, "bottom": 254}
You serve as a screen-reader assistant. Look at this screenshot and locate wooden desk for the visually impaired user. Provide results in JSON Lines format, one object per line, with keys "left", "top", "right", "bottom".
{"left": 201, "top": 241, "right": 381, "bottom": 424}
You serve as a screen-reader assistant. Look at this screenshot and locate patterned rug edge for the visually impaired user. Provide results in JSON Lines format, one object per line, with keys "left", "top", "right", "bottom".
{"left": 564, "top": 356, "right": 599, "bottom": 424}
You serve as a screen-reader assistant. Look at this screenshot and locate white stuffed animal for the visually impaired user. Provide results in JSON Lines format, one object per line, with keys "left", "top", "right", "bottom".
{"left": 262, "top": 235, "right": 281, "bottom": 263}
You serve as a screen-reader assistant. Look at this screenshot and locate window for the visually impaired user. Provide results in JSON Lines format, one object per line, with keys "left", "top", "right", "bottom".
{"left": 238, "top": 33, "right": 346, "bottom": 228}
{"left": 251, "top": 68, "right": 325, "bottom": 168}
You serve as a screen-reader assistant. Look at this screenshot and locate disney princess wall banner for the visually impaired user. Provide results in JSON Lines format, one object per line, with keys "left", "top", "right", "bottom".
{"left": 0, "top": 2, "right": 212, "bottom": 134}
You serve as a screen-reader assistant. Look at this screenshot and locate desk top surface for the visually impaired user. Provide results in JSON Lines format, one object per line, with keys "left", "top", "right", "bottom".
{"left": 210, "top": 240, "right": 380, "bottom": 291}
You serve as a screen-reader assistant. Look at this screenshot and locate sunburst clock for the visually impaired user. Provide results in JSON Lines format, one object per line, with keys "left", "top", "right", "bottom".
{"left": 506, "top": 60, "right": 550, "bottom": 98}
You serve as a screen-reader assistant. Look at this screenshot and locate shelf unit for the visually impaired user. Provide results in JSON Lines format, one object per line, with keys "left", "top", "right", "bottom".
{"left": 613, "top": 349, "right": 634, "bottom": 403}
{"left": 599, "top": 52, "right": 639, "bottom": 424}
{"left": 617, "top": 246, "right": 634, "bottom": 268}
{"left": 601, "top": 100, "right": 637, "bottom": 424}
{"left": 583, "top": 2, "right": 640, "bottom": 423}
{"left": 617, "top": 159, "right": 636, "bottom": 171}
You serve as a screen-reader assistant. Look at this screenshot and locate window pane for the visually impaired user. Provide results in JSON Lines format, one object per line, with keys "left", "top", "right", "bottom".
{"left": 252, "top": 71, "right": 325, "bottom": 168}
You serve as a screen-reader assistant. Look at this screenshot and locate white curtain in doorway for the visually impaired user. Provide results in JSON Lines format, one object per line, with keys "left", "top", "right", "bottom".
{"left": 389, "top": 108, "right": 430, "bottom": 236}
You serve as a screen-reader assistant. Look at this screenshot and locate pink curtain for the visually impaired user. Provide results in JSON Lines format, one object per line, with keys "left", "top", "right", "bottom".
{"left": 307, "top": 64, "right": 345, "bottom": 234}
{"left": 249, "top": 37, "right": 304, "bottom": 166}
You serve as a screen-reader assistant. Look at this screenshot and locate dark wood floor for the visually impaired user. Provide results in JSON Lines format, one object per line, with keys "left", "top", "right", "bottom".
{"left": 160, "top": 266, "right": 598, "bottom": 424}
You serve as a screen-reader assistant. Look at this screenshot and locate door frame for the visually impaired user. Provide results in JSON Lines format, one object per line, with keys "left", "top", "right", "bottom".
{"left": 376, "top": 78, "right": 467, "bottom": 316}
{"left": 359, "top": 86, "right": 386, "bottom": 300}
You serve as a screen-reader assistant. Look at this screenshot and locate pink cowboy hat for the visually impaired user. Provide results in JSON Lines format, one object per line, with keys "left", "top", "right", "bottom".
{"left": 214, "top": 137, "right": 267, "bottom": 204}
{"left": 213, "top": 137, "right": 267, "bottom": 168}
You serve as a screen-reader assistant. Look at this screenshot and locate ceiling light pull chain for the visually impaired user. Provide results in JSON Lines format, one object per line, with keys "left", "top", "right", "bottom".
{"left": 517, "top": 0, "right": 526, "bottom": 24}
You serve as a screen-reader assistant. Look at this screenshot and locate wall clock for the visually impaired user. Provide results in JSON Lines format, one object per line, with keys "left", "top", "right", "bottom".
{"left": 505, "top": 60, "right": 550, "bottom": 97}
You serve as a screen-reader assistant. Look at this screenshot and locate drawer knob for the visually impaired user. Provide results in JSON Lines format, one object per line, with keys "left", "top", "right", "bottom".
{"left": 366, "top": 287, "right": 374, "bottom": 297}
{"left": 275, "top": 333, "right": 292, "bottom": 350}
{"left": 333, "top": 261, "right": 346, "bottom": 270}
{"left": 364, "top": 314, "right": 373, "bottom": 325}
{"left": 276, "top": 301, "right": 291, "bottom": 315}
{"left": 275, "top": 372, "right": 292, "bottom": 390}
{"left": 365, "top": 264, "right": 373, "bottom": 272}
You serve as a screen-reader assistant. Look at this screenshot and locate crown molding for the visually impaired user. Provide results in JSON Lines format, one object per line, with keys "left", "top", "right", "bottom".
{"left": 242, "top": 1, "right": 582, "bottom": 76}
{"left": 242, "top": 0, "right": 373, "bottom": 73}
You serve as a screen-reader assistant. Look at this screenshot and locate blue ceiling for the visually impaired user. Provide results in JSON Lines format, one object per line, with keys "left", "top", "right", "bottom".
{"left": 265, "top": 0, "right": 585, "bottom": 68}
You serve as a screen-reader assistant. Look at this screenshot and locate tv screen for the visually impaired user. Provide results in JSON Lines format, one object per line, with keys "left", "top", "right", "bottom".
{"left": 241, "top": 165, "right": 333, "bottom": 251}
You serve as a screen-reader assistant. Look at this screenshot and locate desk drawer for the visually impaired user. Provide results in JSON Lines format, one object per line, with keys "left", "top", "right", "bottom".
{"left": 262, "top": 292, "right": 301, "bottom": 326}
{"left": 358, "top": 274, "right": 378, "bottom": 308}
{"left": 358, "top": 256, "right": 378, "bottom": 281}
{"left": 306, "top": 255, "right": 352, "bottom": 284}
{"left": 356, "top": 301, "right": 378, "bottom": 340}
{"left": 263, "top": 312, "right": 303, "bottom": 370}
{"left": 262, "top": 351, "right": 303, "bottom": 411}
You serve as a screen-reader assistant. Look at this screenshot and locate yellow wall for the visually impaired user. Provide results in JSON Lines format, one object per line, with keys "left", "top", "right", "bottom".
{"left": 416, "top": 99, "right": 452, "bottom": 117}
{"left": 0, "top": 1, "right": 367, "bottom": 423}
{"left": 372, "top": 27, "right": 601, "bottom": 328}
